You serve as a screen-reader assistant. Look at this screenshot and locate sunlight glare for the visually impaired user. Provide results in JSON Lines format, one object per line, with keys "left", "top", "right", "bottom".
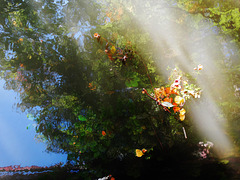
{"left": 125, "top": 0, "right": 234, "bottom": 157}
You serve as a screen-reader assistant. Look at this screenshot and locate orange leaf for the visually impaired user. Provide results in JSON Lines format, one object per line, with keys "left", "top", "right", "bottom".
{"left": 173, "top": 106, "right": 180, "bottom": 113}
{"left": 88, "top": 82, "right": 96, "bottom": 91}
{"left": 161, "top": 87, "right": 166, "bottom": 96}
{"left": 154, "top": 88, "right": 162, "bottom": 100}
{"left": 163, "top": 97, "right": 173, "bottom": 103}
{"left": 94, "top": 33, "right": 100, "bottom": 38}
{"left": 172, "top": 102, "right": 178, "bottom": 106}
{"left": 102, "top": 131, "right": 106, "bottom": 136}
{"left": 165, "top": 87, "right": 171, "bottom": 94}
{"left": 171, "top": 88, "right": 179, "bottom": 95}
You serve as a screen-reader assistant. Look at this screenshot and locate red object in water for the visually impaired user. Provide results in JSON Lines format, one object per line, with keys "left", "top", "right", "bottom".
{"left": 102, "top": 131, "right": 106, "bottom": 136}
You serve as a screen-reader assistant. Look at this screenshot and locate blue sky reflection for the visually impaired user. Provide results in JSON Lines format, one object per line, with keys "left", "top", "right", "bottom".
{"left": 0, "top": 80, "right": 67, "bottom": 167}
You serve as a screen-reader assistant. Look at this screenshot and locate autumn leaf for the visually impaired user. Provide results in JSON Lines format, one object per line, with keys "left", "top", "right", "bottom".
{"left": 154, "top": 88, "right": 162, "bottom": 100}
{"left": 88, "top": 82, "right": 96, "bottom": 90}
{"left": 174, "top": 96, "right": 184, "bottom": 105}
{"left": 163, "top": 97, "right": 173, "bottom": 103}
{"left": 179, "top": 114, "right": 185, "bottom": 121}
{"left": 172, "top": 102, "right": 178, "bottom": 106}
{"left": 135, "top": 149, "right": 144, "bottom": 157}
{"left": 161, "top": 87, "right": 166, "bottom": 96}
{"left": 111, "top": 46, "right": 116, "bottom": 54}
{"left": 179, "top": 108, "right": 186, "bottom": 115}
{"left": 165, "top": 87, "right": 171, "bottom": 94}
{"left": 142, "top": 148, "right": 147, "bottom": 153}
{"left": 94, "top": 33, "right": 100, "bottom": 38}
{"left": 173, "top": 106, "right": 180, "bottom": 113}
{"left": 102, "top": 131, "right": 106, "bottom": 136}
{"left": 135, "top": 148, "right": 147, "bottom": 157}
{"left": 171, "top": 88, "right": 179, "bottom": 95}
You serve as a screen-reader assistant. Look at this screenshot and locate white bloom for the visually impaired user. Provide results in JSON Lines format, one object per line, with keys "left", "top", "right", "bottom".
{"left": 198, "top": 64, "right": 203, "bottom": 70}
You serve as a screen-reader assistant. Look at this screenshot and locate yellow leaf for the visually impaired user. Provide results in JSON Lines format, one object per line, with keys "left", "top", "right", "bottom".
{"left": 179, "top": 114, "right": 185, "bottom": 121}
{"left": 154, "top": 88, "right": 162, "bottom": 100}
{"left": 179, "top": 108, "right": 186, "bottom": 115}
{"left": 174, "top": 96, "right": 184, "bottom": 105}
{"left": 111, "top": 46, "right": 116, "bottom": 54}
{"left": 136, "top": 149, "right": 144, "bottom": 157}
{"left": 28, "top": 55, "right": 32, "bottom": 59}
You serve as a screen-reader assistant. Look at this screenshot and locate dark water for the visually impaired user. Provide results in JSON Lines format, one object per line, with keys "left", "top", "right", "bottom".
{"left": 0, "top": 0, "right": 239, "bottom": 179}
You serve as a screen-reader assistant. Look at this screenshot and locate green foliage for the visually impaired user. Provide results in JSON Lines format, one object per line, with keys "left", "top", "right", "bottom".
{"left": 0, "top": 2, "right": 193, "bottom": 173}
{"left": 177, "top": 0, "right": 240, "bottom": 42}
{"left": 175, "top": 0, "right": 240, "bottom": 156}
{"left": 1, "top": 0, "right": 240, "bottom": 177}
{"left": 125, "top": 72, "right": 140, "bottom": 87}
{"left": 78, "top": 115, "right": 87, "bottom": 122}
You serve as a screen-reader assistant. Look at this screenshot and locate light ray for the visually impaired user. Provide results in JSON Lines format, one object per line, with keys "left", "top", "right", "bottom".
{"left": 125, "top": 0, "right": 234, "bottom": 157}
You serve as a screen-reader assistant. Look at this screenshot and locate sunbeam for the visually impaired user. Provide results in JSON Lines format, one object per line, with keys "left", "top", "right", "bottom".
{"left": 125, "top": 0, "right": 234, "bottom": 157}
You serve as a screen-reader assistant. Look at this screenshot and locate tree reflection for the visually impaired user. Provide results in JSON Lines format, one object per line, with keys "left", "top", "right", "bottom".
{"left": 0, "top": 0, "right": 169, "bottom": 172}
{"left": 0, "top": 0, "right": 239, "bottom": 179}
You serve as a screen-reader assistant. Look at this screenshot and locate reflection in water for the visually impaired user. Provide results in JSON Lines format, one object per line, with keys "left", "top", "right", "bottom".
{"left": 0, "top": 80, "right": 67, "bottom": 167}
{"left": 0, "top": 0, "right": 239, "bottom": 178}
{"left": 128, "top": 0, "right": 234, "bottom": 157}
{"left": 4, "top": 43, "right": 17, "bottom": 61}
